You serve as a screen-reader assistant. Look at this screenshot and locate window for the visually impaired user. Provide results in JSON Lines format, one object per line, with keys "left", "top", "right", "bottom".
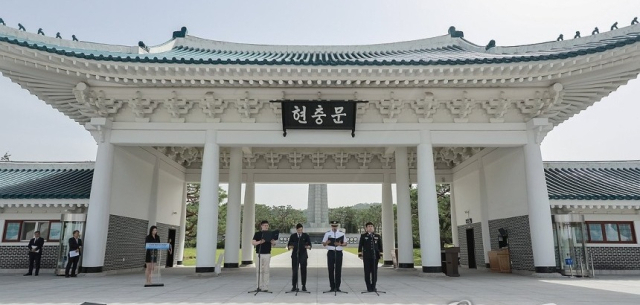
{"left": 3, "top": 222, "right": 20, "bottom": 241}
{"left": 49, "top": 222, "right": 62, "bottom": 241}
{"left": 2, "top": 220, "right": 60, "bottom": 242}
{"left": 587, "top": 222, "right": 637, "bottom": 244}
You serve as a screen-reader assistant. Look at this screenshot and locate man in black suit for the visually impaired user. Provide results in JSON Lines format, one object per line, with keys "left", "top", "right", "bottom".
{"left": 358, "top": 222, "right": 383, "bottom": 292}
{"left": 65, "top": 230, "right": 83, "bottom": 278}
{"left": 288, "top": 223, "right": 311, "bottom": 292}
{"left": 25, "top": 231, "right": 44, "bottom": 276}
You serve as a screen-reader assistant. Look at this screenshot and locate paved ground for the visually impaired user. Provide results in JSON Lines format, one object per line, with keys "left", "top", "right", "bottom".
{"left": 1, "top": 249, "right": 640, "bottom": 305}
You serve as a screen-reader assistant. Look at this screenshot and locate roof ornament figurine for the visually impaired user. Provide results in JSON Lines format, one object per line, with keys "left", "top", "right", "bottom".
{"left": 574, "top": 31, "right": 581, "bottom": 39}
{"left": 556, "top": 34, "right": 564, "bottom": 41}
{"left": 56, "top": 32, "right": 62, "bottom": 39}
{"left": 485, "top": 39, "right": 496, "bottom": 50}
{"left": 172, "top": 26, "right": 188, "bottom": 39}
{"left": 611, "top": 22, "right": 618, "bottom": 30}
{"left": 18, "top": 23, "right": 25, "bottom": 31}
{"left": 72, "top": 35, "right": 78, "bottom": 41}
{"left": 447, "top": 26, "right": 464, "bottom": 38}
{"left": 138, "top": 41, "right": 149, "bottom": 52}
{"left": 632, "top": 17, "right": 639, "bottom": 25}
{"left": 592, "top": 27, "right": 599, "bottom": 35}
{"left": 0, "top": 18, "right": 5, "bottom": 26}
{"left": 37, "top": 28, "right": 45, "bottom": 36}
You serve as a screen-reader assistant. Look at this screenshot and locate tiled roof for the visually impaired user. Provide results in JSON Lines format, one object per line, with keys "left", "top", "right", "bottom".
{"left": 545, "top": 164, "right": 640, "bottom": 200}
{"left": 0, "top": 167, "right": 93, "bottom": 199}
{"left": 2, "top": 24, "right": 640, "bottom": 66}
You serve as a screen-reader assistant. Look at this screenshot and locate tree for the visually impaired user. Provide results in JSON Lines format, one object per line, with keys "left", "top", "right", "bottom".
{"left": 354, "top": 204, "right": 382, "bottom": 234}
{"left": 408, "top": 184, "right": 452, "bottom": 248}
{"left": 1, "top": 152, "right": 10, "bottom": 161}
{"left": 184, "top": 183, "right": 228, "bottom": 247}
{"left": 329, "top": 206, "right": 357, "bottom": 233}
{"left": 253, "top": 204, "right": 272, "bottom": 229}
{"left": 270, "top": 205, "right": 306, "bottom": 233}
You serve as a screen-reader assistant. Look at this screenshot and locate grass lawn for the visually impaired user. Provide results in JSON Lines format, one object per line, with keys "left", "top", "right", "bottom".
{"left": 344, "top": 248, "right": 422, "bottom": 266}
{"left": 182, "top": 247, "right": 288, "bottom": 266}
{"left": 183, "top": 247, "right": 421, "bottom": 267}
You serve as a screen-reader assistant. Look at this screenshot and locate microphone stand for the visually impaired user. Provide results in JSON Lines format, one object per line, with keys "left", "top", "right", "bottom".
{"left": 361, "top": 233, "right": 386, "bottom": 295}
{"left": 248, "top": 231, "right": 272, "bottom": 295}
{"left": 286, "top": 233, "right": 310, "bottom": 296}
{"left": 323, "top": 231, "right": 348, "bottom": 296}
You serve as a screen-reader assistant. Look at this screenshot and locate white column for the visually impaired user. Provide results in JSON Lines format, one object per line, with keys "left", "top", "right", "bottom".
{"left": 82, "top": 130, "right": 115, "bottom": 273}
{"left": 524, "top": 119, "right": 556, "bottom": 272}
{"left": 196, "top": 130, "right": 220, "bottom": 273}
{"left": 224, "top": 147, "right": 242, "bottom": 268}
{"left": 450, "top": 183, "right": 459, "bottom": 247}
{"left": 176, "top": 182, "right": 188, "bottom": 265}
{"left": 395, "top": 147, "right": 413, "bottom": 268}
{"left": 147, "top": 156, "right": 159, "bottom": 228}
{"left": 417, "top": 131, "right": 441, "bottom": 272}
{"left": 478, "top": 157, "right": 492, "bottom": 268}
{"left": 241, "top": 174, "right": 256, "bottom": 265}
{"left": 381, "top": 174, "right": 395, "bottom": 266}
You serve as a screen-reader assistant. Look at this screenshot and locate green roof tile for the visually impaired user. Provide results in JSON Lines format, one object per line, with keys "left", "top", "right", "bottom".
{"left": 545, "top": 167, "right": 640, "bottom": 200}
{"left": 0, "top": 168, "right": 93, "bottom": 199}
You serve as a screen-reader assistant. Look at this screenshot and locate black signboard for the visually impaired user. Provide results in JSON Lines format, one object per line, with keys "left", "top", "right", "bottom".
{"left": 279, "top": 100, "right": 360, "bottom": 137}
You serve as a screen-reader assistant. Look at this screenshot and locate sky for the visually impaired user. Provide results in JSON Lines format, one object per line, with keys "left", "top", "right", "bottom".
{"left": 1, "top": 1, "right": 640, "bottom": 209}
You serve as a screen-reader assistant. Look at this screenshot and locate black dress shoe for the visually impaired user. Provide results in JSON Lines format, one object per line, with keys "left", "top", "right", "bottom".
{"left": 23, "top": 273, "right": 32, "bottom": 276}
{"left": 302, "top": 286, "right": 307, "bottom": 291}
{"left": 70, "top": 274, "right": 77, "bottom": 277}
{"left": 34, "top": 274, "right": 38, "bottom": 276}
{"left": 329, "top": 288, "right": 336, "bottom": 292}
{"left": 65, "top": 275, "right": 70, "bottom": 278}
{"left": 336, "top": 288, "right": 342, "bottom": 292}
{"left": 291, "top": 287, "right": 296, "bottom": 292}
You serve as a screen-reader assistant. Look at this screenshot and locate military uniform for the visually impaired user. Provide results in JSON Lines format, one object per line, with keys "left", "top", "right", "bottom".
{"left": 358, "top": 232, "right": 383, "bottom": 292}
{"left": 322, "top": 221, "right": 346, "bottom": 291}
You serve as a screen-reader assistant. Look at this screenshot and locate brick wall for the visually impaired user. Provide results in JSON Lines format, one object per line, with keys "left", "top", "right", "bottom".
{"left": 489, "top": 215, "right": 535, "bottom": 271}
{"left": 588, "top": 247, "right": 640, "bottom": 270}
{"left": 0, "top": 245, "right": 59, "bottom": 269}
{"left": 103, "top": 215, "right": 148, "bottom": 271}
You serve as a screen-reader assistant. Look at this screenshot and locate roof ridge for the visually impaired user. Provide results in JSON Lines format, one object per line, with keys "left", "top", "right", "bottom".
{"left": 4, "top": 22, "right": 640, "bottom": 57}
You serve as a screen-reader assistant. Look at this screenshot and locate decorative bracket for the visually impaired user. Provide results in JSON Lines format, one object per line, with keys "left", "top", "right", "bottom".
{"left": 376, "top": 92, "right": 405, "bottom": 123}
{"left": 411, "top": 92, "right": 439, "bottom": 123}
{"left": 200, "top": 92, "right": 228, "bottom": 123}
{"left": 165, "top": 91, "right": 194, "bottom": 123}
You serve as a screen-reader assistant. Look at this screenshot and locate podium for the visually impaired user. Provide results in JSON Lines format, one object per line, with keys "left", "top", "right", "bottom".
{"left": 145, "top": 243, "right": 170, "bottom": 287}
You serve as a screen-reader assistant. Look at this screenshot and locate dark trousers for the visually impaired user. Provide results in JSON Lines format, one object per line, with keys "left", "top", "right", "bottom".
{"left": 291, "top": 256, "right": 307, "bottom": 287}
{"left": 327, "top": 250, "right": 343, "bottom": 289}
{"left": 363, "top": 255, "right": 379, "bottom": 290}
{"left": 65, "top": 255, "right": 80, "bottom": 276}
{"left": 27, "top": 253, "right": 41, "bottom": 275}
